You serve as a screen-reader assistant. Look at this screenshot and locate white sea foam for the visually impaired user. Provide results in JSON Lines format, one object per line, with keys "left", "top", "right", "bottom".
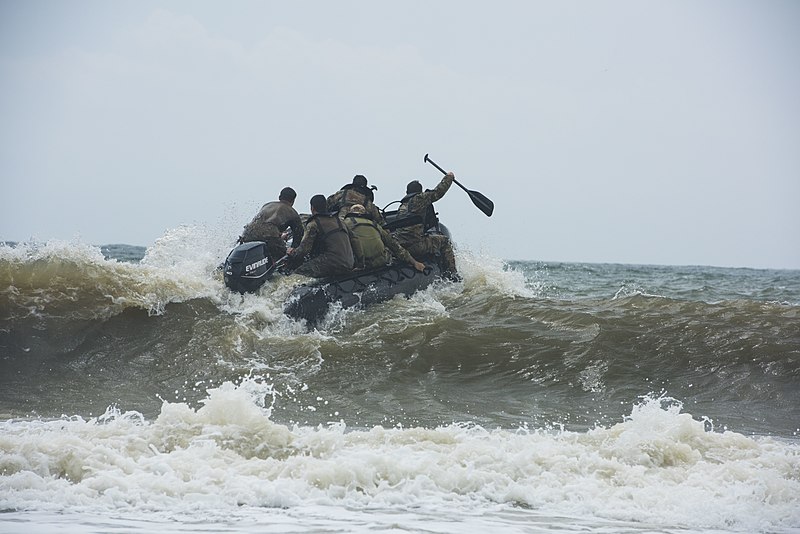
{"left": 0, "top": 238, "right": 108, "bottom": 264}
{"left": 1, "top": 380, "right": 798, "bottom": 532}
{"left": 0, "top": 233, "right": 226, "bottom": 317}
{"left": 457, "top": 248, "right": 538, "bottom": 299}
{"left": 612, "top": 283, "right": 666, "bottom": 300}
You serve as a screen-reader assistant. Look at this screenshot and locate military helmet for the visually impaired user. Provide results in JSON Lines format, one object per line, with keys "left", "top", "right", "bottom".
{"left": 406, "top": 180, "right": 423, "bottom": 194}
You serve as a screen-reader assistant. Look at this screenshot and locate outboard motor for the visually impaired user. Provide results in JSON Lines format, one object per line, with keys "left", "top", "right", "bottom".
{"left": 223, "top": 241, "right": 273, "bottom": 294}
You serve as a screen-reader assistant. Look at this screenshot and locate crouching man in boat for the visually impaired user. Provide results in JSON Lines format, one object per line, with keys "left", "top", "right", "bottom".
{"left": 345, "top": 204, "right": 425, "bottom": 272}
{"left": 286, "top": 194, "right": 355, "bottom": 278}
{"left": 394, "top": 172, "right": 459, "bottom": 280}
{"left": 239, "top": 187, "right": 304, "bottom": 265}
{"left": 327, "top": 174, "right": 384, "bottom": 223}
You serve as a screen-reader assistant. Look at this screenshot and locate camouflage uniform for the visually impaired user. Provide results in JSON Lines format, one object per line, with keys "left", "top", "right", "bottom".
{"left": 345, "top": 213, "right": 418, "bottom": 270}
{"left": 327, "top": 185, "right": 384, "bottom": 223}
{"left": 394, "top": 173, "right": 457, "bottom": 275}
{"left": 291, "top": 214, "right": 354, "bottom": 278}
{"left": 240, "top": 200, "right": 304, "bottom": 264}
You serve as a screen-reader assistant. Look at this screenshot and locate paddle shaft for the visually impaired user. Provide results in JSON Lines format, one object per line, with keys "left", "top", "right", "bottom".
{"left": 423, "top": 154, "right": 470, "bottom": 194}
{"left": 423, "top": 153, "right": 494, "bottom": 216}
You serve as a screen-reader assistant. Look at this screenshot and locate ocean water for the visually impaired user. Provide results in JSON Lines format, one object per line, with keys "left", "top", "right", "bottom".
{"left": 1, "top": 230, "right": 799, "bottom": 533}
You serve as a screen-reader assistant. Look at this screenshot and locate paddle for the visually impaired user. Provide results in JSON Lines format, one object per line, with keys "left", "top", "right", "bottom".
{"left": 424, "top": 154, "right": 494, "bottom": 217}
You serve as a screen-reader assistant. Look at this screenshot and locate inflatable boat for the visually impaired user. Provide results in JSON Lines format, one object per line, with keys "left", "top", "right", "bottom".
{"left": 282, "top": 254, "right": 444, "bottom": 326}
{"left": 223, "top": 211, "right": 453, "bottom": 326}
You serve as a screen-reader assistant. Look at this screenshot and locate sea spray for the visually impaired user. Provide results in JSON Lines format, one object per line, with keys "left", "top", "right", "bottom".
{"left": 2, "top": 237, "right": 800, "bottom": 532}
{"left": 2, "top": 382, "right": 798, "bottom": 531}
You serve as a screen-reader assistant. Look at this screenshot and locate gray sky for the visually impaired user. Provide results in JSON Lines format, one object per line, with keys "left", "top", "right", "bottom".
{"left": 2, "top": 0, "right": 798, "bottom": 269}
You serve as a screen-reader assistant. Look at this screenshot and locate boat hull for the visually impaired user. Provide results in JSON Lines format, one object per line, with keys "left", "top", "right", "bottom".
{"left": 283, "top": 259, "right": 442, "bottom": 326}
{"left": 222, "top": 211, "right": 452, "bottom": 325}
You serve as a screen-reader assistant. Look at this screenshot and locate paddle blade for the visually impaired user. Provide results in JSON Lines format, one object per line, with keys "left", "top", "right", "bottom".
{"left": 467, "top": 189, "right": 494, "bottom": 217}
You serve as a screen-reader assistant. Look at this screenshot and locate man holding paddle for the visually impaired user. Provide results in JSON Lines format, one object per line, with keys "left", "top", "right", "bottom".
{"left": 394, "top": 171, "right": 460, "bottom": 281}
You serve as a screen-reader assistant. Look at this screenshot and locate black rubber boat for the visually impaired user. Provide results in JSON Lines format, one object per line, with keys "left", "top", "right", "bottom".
{"left": 282, "top": 256, "right": 443, "bottom": 326}
{"left": 223, "top": 210, "right": 452, "bottom": 326}
{"left": 283, "top": 211, "right": 452, "bottom": 325}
